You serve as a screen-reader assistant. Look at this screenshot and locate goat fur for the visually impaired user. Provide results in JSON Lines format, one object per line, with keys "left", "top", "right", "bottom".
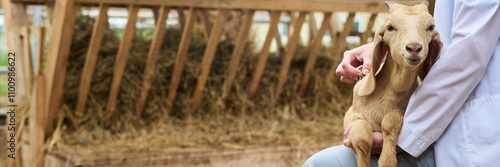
{"left": 343, "top": 1, "right": 442, "bottom": 167}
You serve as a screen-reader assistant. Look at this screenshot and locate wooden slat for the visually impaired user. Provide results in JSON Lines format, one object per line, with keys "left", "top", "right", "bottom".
{"left": 177, "top": 7, "right": 186, "bottom": 29}
{"left": 190, "top": 9, "right": 229, "bottom": 114}
{"left": 360, "top": 13, "right": 377, "bottom": 44}
{"left": 104, "top": 5, "right": 140, "bottom": 119}
{"left": 308, "top": 12, "right": 318, "bottom": 41}
{"left": 35, "top": 27, "right": 45, "bottom": 75}
{"left": 299, "top": 12, "right": 332, "bottom": 96}
{"left": 14, "top": 0, "right": 419, "bottom": 13}
{"left": 21, "top": 27, "right": 34, "bottom": 97}
{"left": 199, "top": 9, "right": 212, "bottom": 40}
{"left": 30, "top": 75, "right": 46, "bottom": 167}
{"left": 166, "top": 7, "right": 199, "bottom": 112}
{"left": 269, "top": 11, "right": 283, "bottom": 54}
{"left": 247, "top": 10, "right": 281, "bottom": 100}
{"left": 2, "top": 1, "right": 30, "bottom": 165}
{"left": 222, "top": 10, "right": 255, "bottom": 100}
{"left": 44, "top": 0, "right": 77, "bottom": 136}
{"left": 333, "top": 12, "right": 355, "bottom": 58}
{"left": 75, "top": 4, "right": 109, "bottom": 117}
{"left": 135, "top": 6, "right": 171, "bottom": 118}
{"left": 273, "top": 12, "right": 307, "bottom": 101}
{"left": 287, "top": 11, "right": 303, "bottom": 46}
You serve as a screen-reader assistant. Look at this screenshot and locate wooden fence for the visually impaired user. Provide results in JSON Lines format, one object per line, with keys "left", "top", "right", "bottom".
{"left": 3, "top": 0, "right": 429, "bottom": 166}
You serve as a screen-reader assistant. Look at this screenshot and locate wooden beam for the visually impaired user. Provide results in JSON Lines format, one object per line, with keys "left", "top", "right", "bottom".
{"left": 30, "top": 75, "right": 46, "bottom": 167}
{"left": 35, "top": 27, "right": 45, "bottom": 75}
{"left": 44, "top": 0, "right": 77, "bottom": 136}
{"left": 274, "top": 11, "right": 307, "bottom": 101}
{"left": 75, "top": 4, "right": 109, "bottom": 117}
{"left": 269, "top": 11, "right": 283, "bottom": 54}
{"left": 199, "top": 9, "right": 212, "bottom": 41}
{"left": 333, "top": 12, "right": 355, "bottom": 58}
{"left": 360, "top": 13, "right": 377, "bottom": 44}
{"left": 13, "top": 0, "right": 421, "bottom": 13}
{"left": 135, "top": 6, "right": 171, "bottom": 118}
{"left": 190, "top": 9, "right": 229, "bottom": 114}
{"left": 287, "top": 11, "right": 303, "bottom": 46}
{"left": 105, "top": 5, "right": 140, "bottom": 119}
{"left": 299, "top": 12, "right": 332, "bottom": 96}
{"left": 21, "top": 27, "right": 34, "bottom": 97}
{"left": 247, "top": 11, "right": 281, "bottom": 100}
{"left": 166, "top": 7, "right": 199, "bottom": 113}
{"left": 177, "top": 7, "right": 186, "bottom": 30}
{"left": 2, "top": 1, "right": 30, "bottom": 166}
{"left": 222, "top": 10, "right": 255, "bottom": 100}
{"left": 308, "top": 12, "right": 318, "bottom": 42}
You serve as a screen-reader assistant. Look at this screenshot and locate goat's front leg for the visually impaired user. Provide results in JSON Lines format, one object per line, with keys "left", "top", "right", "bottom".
{"left": 348, "top": 120, "right": 373, "bottom": 167}
{"left": 379, "top": 109, "right": 404, "bottom": 167}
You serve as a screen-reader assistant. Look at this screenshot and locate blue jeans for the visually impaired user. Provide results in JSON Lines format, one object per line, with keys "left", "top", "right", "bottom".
{"left": 303, "top": 145, "right": 435, "bottom": 167}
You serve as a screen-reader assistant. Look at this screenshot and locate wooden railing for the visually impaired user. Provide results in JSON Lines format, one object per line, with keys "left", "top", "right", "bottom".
{"left": 3, "top": 0, "right": 429, "bottom": 166}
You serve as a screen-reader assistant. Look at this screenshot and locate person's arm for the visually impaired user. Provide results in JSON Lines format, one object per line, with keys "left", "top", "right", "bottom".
{"left": 398, "top": 1, "right": 500, "bottom": 157}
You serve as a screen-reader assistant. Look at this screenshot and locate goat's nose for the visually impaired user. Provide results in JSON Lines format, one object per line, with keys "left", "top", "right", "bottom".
{"left": 406, "top": 43, "right": 423, "bottom": 55}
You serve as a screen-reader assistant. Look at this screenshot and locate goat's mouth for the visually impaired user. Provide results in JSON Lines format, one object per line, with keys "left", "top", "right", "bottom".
{"left": 403, "top": 54, "right": 423, "bottom": 65}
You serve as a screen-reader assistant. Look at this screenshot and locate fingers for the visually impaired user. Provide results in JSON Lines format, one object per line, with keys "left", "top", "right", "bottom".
{"left": 340, "top": 76, "right": 358, "bottom": 84}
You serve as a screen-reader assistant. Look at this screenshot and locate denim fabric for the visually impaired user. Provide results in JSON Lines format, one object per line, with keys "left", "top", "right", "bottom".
{"left": 303, "top": 145, "right": 435, "bottom": 167}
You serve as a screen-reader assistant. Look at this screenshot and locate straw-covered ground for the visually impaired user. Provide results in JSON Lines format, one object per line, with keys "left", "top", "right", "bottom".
{"left": 30, "top": 12, "right": 356, "bottom": 159}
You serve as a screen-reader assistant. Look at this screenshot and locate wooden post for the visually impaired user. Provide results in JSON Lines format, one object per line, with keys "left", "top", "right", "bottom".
{"left": 166, "top": 7, "right": 199, "bottom": 112}
{"left": 331, "top": 12, "right": 355, "bottom": 72}
{"left": 308, "top": 12, "right": 318, "bottom": 42}
{"left": 105, "top": 5, "right": 140, "bottom": 119}
{"left": 199, "top": 9, "right": 212, "bottom": 40}
{"left": 30, "top": 75, "right": 46, "bottom": 167}
{"left": 287, "top": 11, "right": 303, "bottom": 47}
{"left": 222, "top": 10, "right": 255, "bottom": 100}
{"left": 190, "top": 9, "right": 228, "bottom": 114}
{"left": 269, "top": 11, "right": 283, "bottom": 54}
{"left": 135, "top": 6, "right": 171, "bottom": 118}
{"left": 177, "top": 7, "right": 186, "bottom": 29}
{"left": 360, "top": 13, "right": 377, "bottom": 44}
{"left": 247, "top": 11, "right": 281, "bottom": 99}
{"left": 274, "top": 12, "right": 307, "bottom": 101}
{"left": 35, "top": 27, "right": 45, "bottom": 75}
{"left": 21, "top": 27, "right": 34, "bottom": 97}
{"left": 299, "top": 12, "right": 332, "bottom": 96}
{"left": 75, "top": 4, "right": 109, "bottom": 116}
{"left": 44, "top": 0, "right": 77, "bottom": 136}
{"left": 2, "top": 1, "right": 30, "bottom": 166}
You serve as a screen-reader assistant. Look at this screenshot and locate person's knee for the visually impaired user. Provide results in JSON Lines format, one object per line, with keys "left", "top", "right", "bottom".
{"left": 302, "top": 145, "right": 357, "bottom": 167}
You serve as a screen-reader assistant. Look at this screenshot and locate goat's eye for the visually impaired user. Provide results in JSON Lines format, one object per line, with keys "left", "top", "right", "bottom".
{"left": 427, "top": 25, "right": 435, "bottom": 31}
{"left": 387, "top": 25, "right": 395, "bottom": 31}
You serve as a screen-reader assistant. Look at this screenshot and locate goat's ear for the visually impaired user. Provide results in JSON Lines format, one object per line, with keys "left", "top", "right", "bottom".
{"left": 358, "top": 26, "right": 387, "bottom": 96}
{"left": 418, "top": 29, "right": 443, "bottom": 80}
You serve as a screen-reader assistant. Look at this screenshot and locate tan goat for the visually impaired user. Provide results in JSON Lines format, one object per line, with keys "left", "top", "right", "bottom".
{"left": 343, "top": 1, "right": 442, "bottom": 167}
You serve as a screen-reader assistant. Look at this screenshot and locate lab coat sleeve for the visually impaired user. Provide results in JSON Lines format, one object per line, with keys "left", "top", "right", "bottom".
{"left": 397, "top": 1, "right": 500, "bottom": 157}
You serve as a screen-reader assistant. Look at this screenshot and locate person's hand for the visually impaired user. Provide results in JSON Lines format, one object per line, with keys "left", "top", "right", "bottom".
{"left": 335, "top": 43, "right": 374, "bottom": 83}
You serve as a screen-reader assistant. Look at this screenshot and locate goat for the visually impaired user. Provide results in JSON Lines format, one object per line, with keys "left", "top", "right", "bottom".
{"left": 343, "top": 1, "right": 442, "bottom": 167}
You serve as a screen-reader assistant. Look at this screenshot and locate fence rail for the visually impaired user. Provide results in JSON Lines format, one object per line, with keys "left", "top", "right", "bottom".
{"left": 3, "top": 0, "right": 428, "bottom": 166}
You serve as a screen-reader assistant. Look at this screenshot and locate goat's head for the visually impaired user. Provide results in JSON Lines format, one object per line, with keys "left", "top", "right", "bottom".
{"left": 359, "top": 1, "right": 443, "bottom": 96}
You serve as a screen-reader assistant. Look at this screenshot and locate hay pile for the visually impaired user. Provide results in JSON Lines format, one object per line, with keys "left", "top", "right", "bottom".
{"left": 47, "top": 12, "right": 355, "bottom": 154}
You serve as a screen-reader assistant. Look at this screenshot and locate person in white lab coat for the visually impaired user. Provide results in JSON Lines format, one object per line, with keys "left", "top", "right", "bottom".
{"left": 303, "top": 0, "right": 500, "bottom": 166}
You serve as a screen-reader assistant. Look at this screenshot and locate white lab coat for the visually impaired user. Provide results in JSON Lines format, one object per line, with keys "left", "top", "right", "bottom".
{"left": 397, "top": 0, "right": 500, "bottom": 166}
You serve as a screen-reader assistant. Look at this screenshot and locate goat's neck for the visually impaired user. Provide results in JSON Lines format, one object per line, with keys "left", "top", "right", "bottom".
{"left": 377, "top": 54, "right": 419, "bottom": 92}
